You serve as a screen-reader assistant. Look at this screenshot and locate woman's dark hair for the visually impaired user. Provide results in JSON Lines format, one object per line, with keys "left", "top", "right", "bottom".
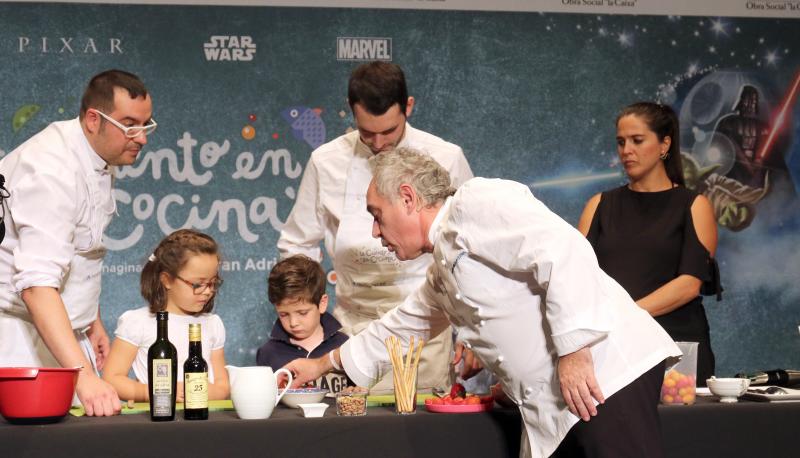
{"left": 79, "top": 69, "right": 148, "bottom": 120}
{"left": 347, "top": 61, "right": 409, "bottom": 116}
{"left": 617, "top": 102, "right": 684, "bottom": 186}
{"left": 141, "top": 229, "right": 220, "bottom": 314}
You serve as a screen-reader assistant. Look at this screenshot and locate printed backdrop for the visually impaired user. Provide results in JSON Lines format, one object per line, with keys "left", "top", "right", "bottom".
{"left": 0, "top": 2, "right": 798, "bottom": 376}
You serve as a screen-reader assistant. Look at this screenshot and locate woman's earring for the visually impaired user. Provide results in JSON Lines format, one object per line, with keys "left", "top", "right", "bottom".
{"left": 660, "top": 149, "right": 669, "bottom": 160}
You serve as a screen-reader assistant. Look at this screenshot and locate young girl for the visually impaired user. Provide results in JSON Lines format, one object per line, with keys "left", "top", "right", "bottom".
{"left": 103, "top": 229, "right": 230, "bottom": 402}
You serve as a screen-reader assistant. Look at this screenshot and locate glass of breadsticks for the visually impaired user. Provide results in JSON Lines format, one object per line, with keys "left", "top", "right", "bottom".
{"left": 385, "top": 335, "right": 424, "bottom": 415}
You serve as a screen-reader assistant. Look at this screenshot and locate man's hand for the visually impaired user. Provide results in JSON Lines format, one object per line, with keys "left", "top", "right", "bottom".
{"left": 452, "top": 341, "right": 483, "bottom": 380}
{"left": 176, "top": 381, "right": 185, "bottom": 403}
{"left": 21, "top": 287, "right": 119, "bottom": 416}
{"left": 282, "top": 355, "right": 331, "bottom": 388}
{"left": 557, "top": 346, "right": 605, "bottom": 421}
{"left": 87, "top": 317, "right": 111, "bottom": 371}
{"left": 490, "top": 382, "right": 514, "bottom": 408}
{"left": 75, "top": 371, "right": 121, "bottom": 416}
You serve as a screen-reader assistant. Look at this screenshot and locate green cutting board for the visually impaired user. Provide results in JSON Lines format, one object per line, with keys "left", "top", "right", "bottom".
{"left": 70, "top": 399, "right": 234, "bottom": 416}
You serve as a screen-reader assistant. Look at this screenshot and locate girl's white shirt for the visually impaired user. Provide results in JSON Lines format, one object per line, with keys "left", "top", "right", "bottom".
{"left": 115, "top": 306, "right": 225, "bottom": 383}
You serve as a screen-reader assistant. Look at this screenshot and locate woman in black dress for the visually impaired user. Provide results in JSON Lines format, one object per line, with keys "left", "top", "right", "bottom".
{"left": 578, "top": 102, "right": 721, "bottom": 385}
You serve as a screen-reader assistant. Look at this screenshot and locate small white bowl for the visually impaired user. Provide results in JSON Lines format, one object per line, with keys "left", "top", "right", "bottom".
{"left": 297, "top": 402, "right": 329, "bottom": 418}
{"left": 280, "top": 388, "right": 328, "bottom": 408}
{"left": 706, "top": 377, "right": 750, "bottom": 403}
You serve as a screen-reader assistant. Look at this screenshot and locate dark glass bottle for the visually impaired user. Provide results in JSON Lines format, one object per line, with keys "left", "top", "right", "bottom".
{"left": 735, "top": 369, "right": 800, "bottom": 387}
{"left": 183, "top": 323, "right": 209, "bottom": 420}
{"left": 148, "top": 311, "right": 177, "bottom": 421}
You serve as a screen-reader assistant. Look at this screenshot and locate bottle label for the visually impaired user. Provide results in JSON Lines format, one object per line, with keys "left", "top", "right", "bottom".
{"left": 152, "top": 359, "right": 173, "bottom": 415}
{"left": 185, "top": 372, "right": 209, "bottom": 409}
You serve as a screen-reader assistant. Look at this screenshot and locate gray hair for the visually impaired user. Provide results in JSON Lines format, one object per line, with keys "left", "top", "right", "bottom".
{"left": 368, "top": 148, "right": 455, "bottom": 206}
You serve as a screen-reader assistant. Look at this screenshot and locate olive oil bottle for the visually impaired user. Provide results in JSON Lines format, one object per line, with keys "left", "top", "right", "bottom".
{"left": 148, "top": 311, "right": 177, "bottom": 421}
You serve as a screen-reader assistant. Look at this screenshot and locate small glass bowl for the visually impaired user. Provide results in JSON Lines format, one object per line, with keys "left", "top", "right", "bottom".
{"left": 335, "top": 390, "right": 367, "bottom": 416}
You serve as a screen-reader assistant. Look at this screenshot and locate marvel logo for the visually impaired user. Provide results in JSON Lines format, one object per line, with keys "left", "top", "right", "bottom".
{"left": 336, "top": 37, "right": 392, "bottom": 61}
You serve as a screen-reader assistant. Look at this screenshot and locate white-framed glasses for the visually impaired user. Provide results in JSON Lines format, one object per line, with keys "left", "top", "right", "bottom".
{"left": 91, "top": 108, "right": 157, "bottom": 138}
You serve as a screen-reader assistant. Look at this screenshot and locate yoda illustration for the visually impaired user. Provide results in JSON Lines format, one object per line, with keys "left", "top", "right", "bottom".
{"left": 681, "top": 152, "right": 769, "bottom": 232}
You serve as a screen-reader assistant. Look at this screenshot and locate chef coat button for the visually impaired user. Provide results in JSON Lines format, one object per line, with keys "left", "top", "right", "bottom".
{"left": 524, "top": 387, "right": 533, "bottom": 396}
{"left": 455, "top": 293, "right": 462, "bottom": 300}
{"left": 478, "top": 320, "right": 486, "bottom": 327}
{"left": 516, "top": 399, "right": 523, "bottom": 406}
{"left": 496, "top": 355, "right": 504, "bottom": 364}
{"left": 440, "top": 259, "right": 446, "bottom": 266}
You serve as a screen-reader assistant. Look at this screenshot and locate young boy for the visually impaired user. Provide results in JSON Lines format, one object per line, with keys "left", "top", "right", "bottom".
{"left": 256, "top": 255, "right": 350, "bottom": 393}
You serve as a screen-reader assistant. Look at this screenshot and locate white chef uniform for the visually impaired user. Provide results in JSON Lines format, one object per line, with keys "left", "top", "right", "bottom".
{"left": 340, "top": 178, "right": 681, "bottom": 458}
{"left": 278, "top": 124, "right": 473, "bottom": 392}
{"left": 0, "top": 118, "right": 116, "bottom": 373}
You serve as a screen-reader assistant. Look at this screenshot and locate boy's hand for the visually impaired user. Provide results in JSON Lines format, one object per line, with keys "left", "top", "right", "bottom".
{"left": 283, "top": 356, "right": 329, "bottom": 388}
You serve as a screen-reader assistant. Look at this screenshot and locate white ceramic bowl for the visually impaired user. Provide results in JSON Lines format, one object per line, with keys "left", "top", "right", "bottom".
{"left": 297, "top": 402, "right": 329, "bottom": 418}
{"left": 280, "top": 388, "right": 328, "bottom": 408}
{"left": 706, "top": 377, "right": 750, "bottom": 403}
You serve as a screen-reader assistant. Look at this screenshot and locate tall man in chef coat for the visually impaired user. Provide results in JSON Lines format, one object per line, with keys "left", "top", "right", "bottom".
{"left": 0, "top": 69, "right": 157, "bottom": 416}
{"left": 277, "top": 62, "right": 475, "bottom": 393}
{"left": 286, "top": 149, "right": 682, "bottom": 458}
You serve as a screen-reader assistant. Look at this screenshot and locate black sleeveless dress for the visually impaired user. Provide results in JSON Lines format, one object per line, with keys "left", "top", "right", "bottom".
{"left": 586, "top": 185, "right": 720, "bottom": 385}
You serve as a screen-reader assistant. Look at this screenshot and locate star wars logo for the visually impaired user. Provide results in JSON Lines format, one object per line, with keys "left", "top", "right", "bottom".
{"left": 17, "top": 37, "right": 123, "bottom": 54}
{"left": 336, "top": 37, "right": 392, "bottom": 61}
{"left": 203, "top": 36, "right": 256, "bottom": 62}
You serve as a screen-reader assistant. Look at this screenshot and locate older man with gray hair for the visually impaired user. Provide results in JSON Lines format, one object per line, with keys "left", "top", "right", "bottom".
{"left": 285, "top": 148, "right": 680, "bottom": 458}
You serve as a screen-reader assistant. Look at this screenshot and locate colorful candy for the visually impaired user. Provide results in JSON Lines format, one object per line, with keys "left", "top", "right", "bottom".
{"left": 661, "top": 369, "right": 696, "bottom": 405}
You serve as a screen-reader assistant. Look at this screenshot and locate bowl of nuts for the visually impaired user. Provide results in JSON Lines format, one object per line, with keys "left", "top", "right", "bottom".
{"left": 335, "top": 386, "right": 368, "bottom": 416}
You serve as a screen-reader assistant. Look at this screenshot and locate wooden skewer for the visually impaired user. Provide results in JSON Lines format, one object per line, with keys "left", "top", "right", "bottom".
{"left": 384, "top": 335, "right": 425, "bottom": 413}
{"left": 398, "top": 337, "right": 411, "bottom": 412}
{"left": 387, "top": 337, "right": 409, "bottom": 411}
{"left": 405, "top": 339, "right": 424, "bottom": 410}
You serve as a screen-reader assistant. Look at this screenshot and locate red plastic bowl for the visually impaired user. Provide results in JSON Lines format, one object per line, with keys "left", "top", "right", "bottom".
{"left": 0, "top": 367, "right": 80, "bottom": 424}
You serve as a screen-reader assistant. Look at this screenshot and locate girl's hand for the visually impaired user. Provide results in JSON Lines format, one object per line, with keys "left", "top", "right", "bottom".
{"left": 176, "top": 381, "right": 185, "bottom": 403}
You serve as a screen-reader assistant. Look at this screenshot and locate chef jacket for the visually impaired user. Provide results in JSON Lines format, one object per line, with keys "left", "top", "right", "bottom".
{"left": 0, "top": 118, "right": 115, "bottom": 369}
{"left": 340, "top": 178, "right": 680, "bottom": 458}
{"left": 278, "top": 124, "right": 473, "bottom": 392}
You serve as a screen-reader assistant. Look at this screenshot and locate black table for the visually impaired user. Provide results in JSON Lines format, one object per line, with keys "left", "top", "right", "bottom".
{"left": 2, "top": 396, "right": 798, "bottom": 457}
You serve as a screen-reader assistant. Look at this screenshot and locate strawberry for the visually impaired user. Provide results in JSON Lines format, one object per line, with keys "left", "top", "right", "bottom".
{"left": 449, "top": 383, "right": 466, "bottom": 399}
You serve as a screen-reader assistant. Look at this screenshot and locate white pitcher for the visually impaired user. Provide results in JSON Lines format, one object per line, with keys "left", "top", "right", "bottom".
{"left": 226, "top": 365, "right": 293, "bottom": 419}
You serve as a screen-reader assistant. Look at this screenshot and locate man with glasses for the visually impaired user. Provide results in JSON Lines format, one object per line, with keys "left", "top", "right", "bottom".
{"left": 0, "top": 69, "right": 155, "bottom": 416}
{"left": 277, "top": 61, "right": 476, "bottom": 394}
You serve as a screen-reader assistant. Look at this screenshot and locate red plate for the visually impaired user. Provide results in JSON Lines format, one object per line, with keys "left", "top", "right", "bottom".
{"left": 425, "top": 401, "right": 494, "bottom": 413}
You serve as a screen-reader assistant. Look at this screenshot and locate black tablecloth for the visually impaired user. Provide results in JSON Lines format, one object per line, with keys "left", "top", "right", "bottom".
{"left": 2, "top": 396, "right": 799, "bottom": 458}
